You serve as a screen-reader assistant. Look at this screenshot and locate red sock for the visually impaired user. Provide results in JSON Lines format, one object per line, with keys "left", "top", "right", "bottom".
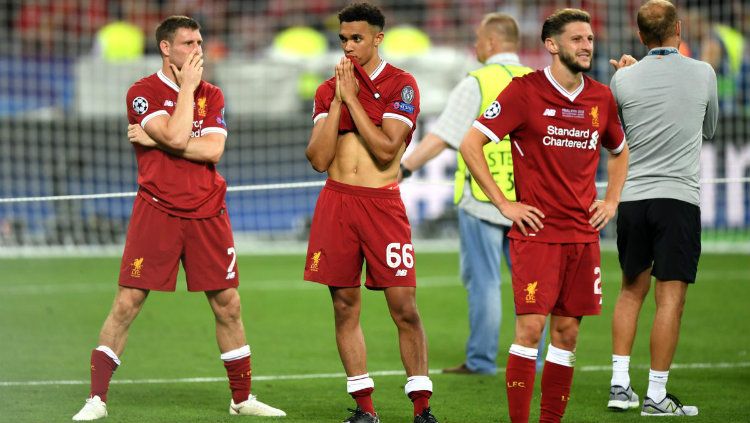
{"left": 506, "top": 353, "right": 537, "bottom": 423}
{"left": 408, "top": 390, "right": 431, "bottom": 416}
{"left": 90, "top": 349, "right": 118, "bottom": 402}
{"left": 351, "top": 387, "right": 375, "bottom": 415}
{"left": 540, "top": 361, "right": 574, "bottom": 423}
{"left": 223, "top": 356, "right": 251, "bottom": 404}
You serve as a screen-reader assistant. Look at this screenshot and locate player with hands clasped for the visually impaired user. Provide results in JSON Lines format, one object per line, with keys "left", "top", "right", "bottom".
{"left": 304, "top": 3, "right": 438, "bottom": 423}
{"left": 460, "top": 8, "right": 629, "bottom": 423}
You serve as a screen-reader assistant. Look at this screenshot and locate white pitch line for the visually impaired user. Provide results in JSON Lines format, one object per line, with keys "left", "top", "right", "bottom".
{"left": 1, "top": 362, "right": 748, "bottom": 388}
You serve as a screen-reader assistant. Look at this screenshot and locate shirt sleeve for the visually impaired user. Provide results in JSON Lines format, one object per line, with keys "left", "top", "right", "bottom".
{"left": 201, "top": 87, "right": 228, "bottom": 138}
{"left": 126, "top": 83, "right": 167, "bottom": 128}
{"left": 383, "top": 73, "right": 420, "bottom": 129}
{"left": 431, "top": 76, "right": 482, "bottom": 150}
{"left": 703, "top": 64, "right": 719, "bottom": 140}
{"left": 602, "top": 89, "right": 626, "bottom": 154}
{"left": 312, "top": 82, "right": 333, "bottom": 124}
{"left": 472, "top": 78, "right": 526, "bottom": 143}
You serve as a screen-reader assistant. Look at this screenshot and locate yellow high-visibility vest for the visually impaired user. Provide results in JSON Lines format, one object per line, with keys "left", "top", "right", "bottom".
{"left": 454, "top": 63, "right": 532, "bottom": 203}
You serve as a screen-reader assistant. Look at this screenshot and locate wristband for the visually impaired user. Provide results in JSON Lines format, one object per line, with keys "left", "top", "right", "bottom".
{"left": 400, "top": 164, "right": 413, "bottom": 179}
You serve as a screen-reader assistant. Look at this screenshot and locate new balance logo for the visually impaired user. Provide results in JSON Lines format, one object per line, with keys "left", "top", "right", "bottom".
{"left": 543, "top": 108, "right": 556, "bottom": 117}
{"left": 395, "top": 269, "right": 408, "bottom": 277}
{"left": 163, "top": 100, "right": 174, "bottom": 107}
{"left": 226, "top": 271, "right": 236, "bottom": 280}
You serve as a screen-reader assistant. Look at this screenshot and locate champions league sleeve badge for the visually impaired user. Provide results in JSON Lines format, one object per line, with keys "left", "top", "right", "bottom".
{"left": 483, "top": 101, "right": 501, "bottom": 119}
{"left": 401, "top": 86, "right": 415, "bottom": 104}
{"left": 132, "top": 97, "right": 149, "bottom": 115}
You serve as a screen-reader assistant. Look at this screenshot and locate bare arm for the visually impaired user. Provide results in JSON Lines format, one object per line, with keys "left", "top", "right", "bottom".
{"left": 339, "top": 58, "right": 405, "bottom": 165}
{"left": 589, "top": 143, "right": 629, "bottom": 230}
{"left": 460, "top": 127, "right": 544, "bottom": 235}
{"left": 143, "top": 50, "right": 204, "bottom": 150}
{"left": 305, "top": 100, "right": 343, "bottom": 172}
{"left": 400, "top": 133, "right": 450, "bottom": 179}
{"left": 128, "top": 124, "right": 226, "bottom": 164}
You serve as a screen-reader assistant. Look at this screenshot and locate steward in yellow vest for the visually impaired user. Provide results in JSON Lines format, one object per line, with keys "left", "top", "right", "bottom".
{"left": 454, "top": 63, "right": 532, "bottom": 203}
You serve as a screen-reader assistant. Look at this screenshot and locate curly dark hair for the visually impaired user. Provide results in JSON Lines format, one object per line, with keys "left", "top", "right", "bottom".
{"left": 338, "top": 2, "right": 385, "bottom": 30}
{"left": 541, "top": 8, "right": 590, "bottom": 42}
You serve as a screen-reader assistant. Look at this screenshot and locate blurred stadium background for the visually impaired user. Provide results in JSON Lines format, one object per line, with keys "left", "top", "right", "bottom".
{"left": 0, "top": 0, "right": 748, "bottom": 255}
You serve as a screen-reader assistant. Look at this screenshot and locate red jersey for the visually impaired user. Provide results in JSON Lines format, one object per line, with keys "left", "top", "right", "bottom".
{"left": 126, "top": 70, "right": 228, "bottom": 218}
{"left": 312, "top": 60, "right": 420, "bottom": 146}
{"left": 474, "top": 67, "right": 625, "bottom": 243}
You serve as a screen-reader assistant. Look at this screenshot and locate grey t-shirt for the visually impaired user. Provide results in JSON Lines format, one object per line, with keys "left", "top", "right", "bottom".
{"left": 610, "top": 48, "right": 718, "bottom": 205}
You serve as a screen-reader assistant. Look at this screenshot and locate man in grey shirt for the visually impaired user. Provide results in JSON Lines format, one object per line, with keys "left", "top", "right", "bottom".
{"left": 607, "top": 0, "right": 718, "bottom": 417}
{"left": 400, "top": 13, "right": 545, "bottom": 375}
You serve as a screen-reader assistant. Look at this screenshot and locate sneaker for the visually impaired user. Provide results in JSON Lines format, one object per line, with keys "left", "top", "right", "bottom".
{"left": 641, "top": 393, "right": 699, "bottom": 416}
{"left": 414, "top": 407, "right": 439, "bottom": 423}
{"left": 342, "top": 407, "right": 379, "bottom": 423}
{"left": 229, "top": 394, "right": 286, "bottom": 416}
{"left": 608, "top": 385, "right": 640, "bottom": 410}
{"left": 72, "top": 395, "right": 107, "bottom": 421}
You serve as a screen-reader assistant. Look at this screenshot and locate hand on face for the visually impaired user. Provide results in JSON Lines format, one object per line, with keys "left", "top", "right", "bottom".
{"left": 335, "top": 56, "right": 360, "bottom": 103}
{"left": 170, "top": 48, "right": 203, "bottom": 91}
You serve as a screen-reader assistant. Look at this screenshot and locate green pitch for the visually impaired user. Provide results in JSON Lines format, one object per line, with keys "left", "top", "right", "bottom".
{"left": 0, "top": 251, "right": 748, "bottom": 422}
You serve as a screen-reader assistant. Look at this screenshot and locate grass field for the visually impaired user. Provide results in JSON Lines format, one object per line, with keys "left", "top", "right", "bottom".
{"left": 0, "top": 251, "right": 748, "bottom": 423}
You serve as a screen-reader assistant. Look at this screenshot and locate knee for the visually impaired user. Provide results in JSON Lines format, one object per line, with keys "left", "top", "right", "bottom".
{"left": 550, "top": 325, "right": 579, "bottom": 350}
{"left": 392, "top": 305, "right": 421, "bottom": 329}
{"left": 112, "top": 293, "right": 145, "bottom": 323}
{"left": 332, "top": 298, "right": 360, "bottom": 324}
{"left": 515, "top": 320, "right": 545, "bottom": 346}
{"left": 213, "top": 294, "right": 243, "bottom": 324}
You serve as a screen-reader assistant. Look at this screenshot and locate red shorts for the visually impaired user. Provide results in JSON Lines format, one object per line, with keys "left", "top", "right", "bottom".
{"left": 510, "top": 239, "right": 602, "bottom": 317}
{"left": 304, "top": 179, "right": 416, "bottom": 289}
{"left": 118, "top": 196, "right": 239, "bottom": 292}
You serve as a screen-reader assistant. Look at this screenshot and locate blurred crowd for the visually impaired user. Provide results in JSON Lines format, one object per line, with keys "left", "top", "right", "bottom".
{"left": 0, "top": 0, "right": 748, "bottom": 115}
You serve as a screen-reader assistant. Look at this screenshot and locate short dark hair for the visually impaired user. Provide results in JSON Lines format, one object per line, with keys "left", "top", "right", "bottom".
{"left": 637, "top": 0, "right": 678, "bottom": 46}
{"left": 338, "top": 2, "right": 385, "bottom": 31}
{"left": 155, "top": 15, "right": 200, "bottom": 46}
{"left": 541, "top": 8, "right": 591, "bottom": 42}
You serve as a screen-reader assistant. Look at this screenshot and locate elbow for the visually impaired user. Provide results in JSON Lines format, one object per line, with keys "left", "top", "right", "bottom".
{"left": 374, "top": 147, "right": 399, "bottom": 167}
{"left": 207, "top": 151, "right": 222, "bottom": 165}
{"left": 375, "top": 154, "right": 397, "bottom": 167}
{"left": 165, "top": 136, "right": 189, "bottom": 151}
{"left": 306, "top": 150, "right": 330, "bottom": 173}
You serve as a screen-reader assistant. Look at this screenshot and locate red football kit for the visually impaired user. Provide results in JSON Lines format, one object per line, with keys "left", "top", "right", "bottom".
{"left": 119, "top": 70, "right": 238, "bottom": 292}
{"left": 474, "top": 67, "right": 625, "bottom": 316}
{"left": 305, "top": 61, "right": 420, "bottom": 289}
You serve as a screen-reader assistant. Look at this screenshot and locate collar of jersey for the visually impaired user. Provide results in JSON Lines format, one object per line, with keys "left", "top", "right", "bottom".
{"left": 369, "top": 59, "right": 387, "bottom": 80}
{"left": 544, "top": 66, "right": 584, "bottom": 102}
{"left": 157, "top": 69, "right": 181, "bottom": 93}
{"left": 485, "top": 52, "right": 522, "bottom": 66}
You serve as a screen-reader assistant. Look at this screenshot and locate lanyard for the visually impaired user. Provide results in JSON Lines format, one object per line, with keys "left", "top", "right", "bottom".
{"left": 647, "top": 47, "right": 679, "bottom": 56}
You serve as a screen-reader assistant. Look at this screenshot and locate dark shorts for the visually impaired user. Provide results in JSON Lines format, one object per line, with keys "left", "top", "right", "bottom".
{"left": 510, "top": 239, "right": 602, "bottom": 317}
{"left": 617, "top": 199, "right": 701, "bottom": 283}
{"left": 119, "top": 196, "right": 239, "bottom": 292}
{"left": 304, "top": 179, "right": 416, "bottom": 289}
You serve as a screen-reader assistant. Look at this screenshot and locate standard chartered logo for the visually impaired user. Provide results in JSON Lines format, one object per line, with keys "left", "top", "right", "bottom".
{"left": 543, "top": 125, "right": 599, "bottom": 150}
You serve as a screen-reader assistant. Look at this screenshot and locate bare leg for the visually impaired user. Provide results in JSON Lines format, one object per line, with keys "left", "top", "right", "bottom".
{"left": 330, "top": 287, "right": 367, "bottom": 375}
{"left": 513, "top": 313, "right": 547, "bottom": 348}
{"left": 384, "top": 286, "right": 428, "bottom": 376}
{"left": 612, "top": 268, "right": 652, "bottom": 356}
{"left": 650, "top": 280, "right": 688, "bottom": 371}
{"left": 206, "top": 287, "right": 247, "bottom": 352}
{"left": 97, "top": 286, "right": 150, "bottom": 355}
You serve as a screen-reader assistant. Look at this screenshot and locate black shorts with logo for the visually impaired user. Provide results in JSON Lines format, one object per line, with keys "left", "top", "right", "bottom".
{"left": 617, "top": 199, "right": 701, "bottom": 283}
